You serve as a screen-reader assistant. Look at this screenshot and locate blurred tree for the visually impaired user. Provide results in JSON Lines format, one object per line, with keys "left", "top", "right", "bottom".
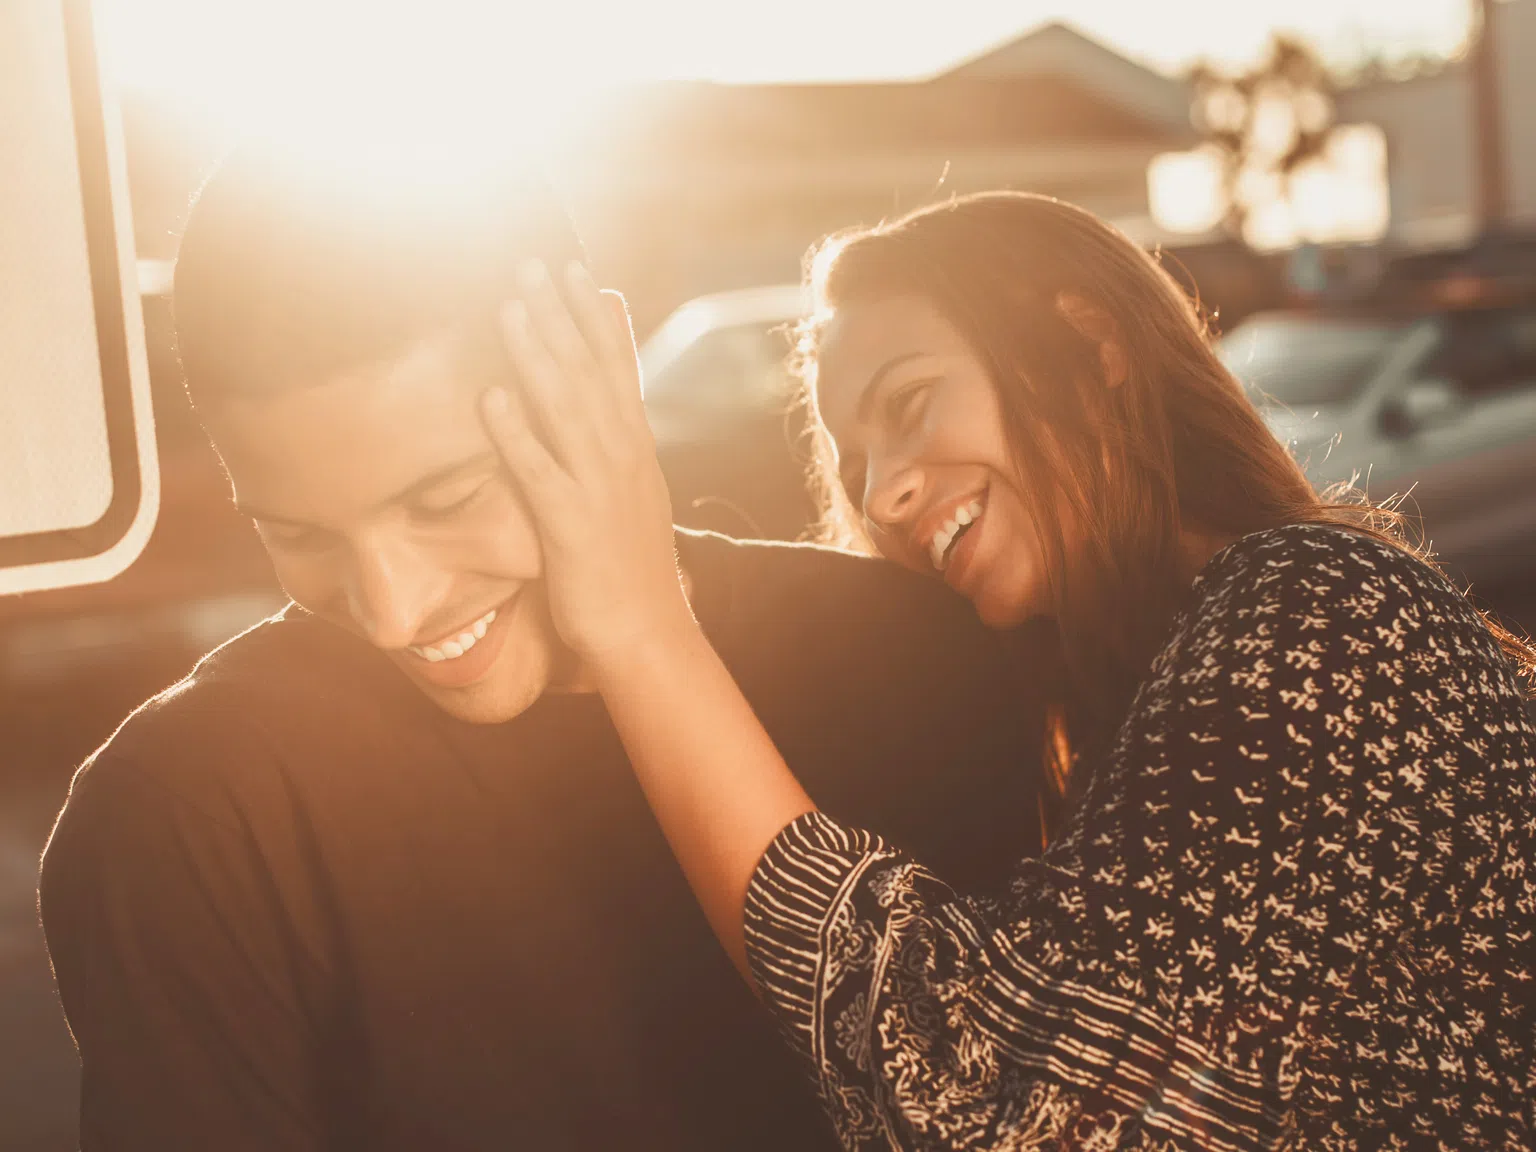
{"left": 1469, "top": 0, "right": 1506, "bottom": 226}
{"left": 1187, "top": 36, "right": 1339, "bottom": 244}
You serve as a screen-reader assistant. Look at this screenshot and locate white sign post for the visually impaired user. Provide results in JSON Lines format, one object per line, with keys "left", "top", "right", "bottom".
{"left": 0, "top": 0, "right": 158, "bottom": 595}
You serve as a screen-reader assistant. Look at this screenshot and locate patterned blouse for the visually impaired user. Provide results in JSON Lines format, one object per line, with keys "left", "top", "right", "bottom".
{"left": 744, "top": 525, "right": 1536, "bottom": 1150}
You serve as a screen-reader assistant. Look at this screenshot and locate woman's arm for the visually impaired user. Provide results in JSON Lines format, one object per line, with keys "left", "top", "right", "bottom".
{"left": 588, "top": 627, "right": 815, "bottom": 978}
{"left": 483, "top": 258, "right": 812, "bottom": 977}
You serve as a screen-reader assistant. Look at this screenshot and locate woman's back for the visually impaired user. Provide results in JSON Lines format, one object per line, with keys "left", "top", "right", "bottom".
{"left": 1055, "top": 523, "right": 1533, "bottom": 1140}
{"left": 747, "top": 523, "right": 1536, "bottom": 1148}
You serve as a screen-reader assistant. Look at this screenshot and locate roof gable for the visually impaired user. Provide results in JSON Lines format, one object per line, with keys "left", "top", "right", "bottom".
{"left": 944, "top": 21, "right": 1191, "bottom": 135}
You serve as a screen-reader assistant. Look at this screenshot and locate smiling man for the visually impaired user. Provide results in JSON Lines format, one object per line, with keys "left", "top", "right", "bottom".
{"left": 39, "top": 131, "right": 1057, "bottom": 1152}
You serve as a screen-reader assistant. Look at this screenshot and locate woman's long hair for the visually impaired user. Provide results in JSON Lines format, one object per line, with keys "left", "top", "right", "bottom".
{"left": 794, "top": 192, "right": 1535, "bottom": 815}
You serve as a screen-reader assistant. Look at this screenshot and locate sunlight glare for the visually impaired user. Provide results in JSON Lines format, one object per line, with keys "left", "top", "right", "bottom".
{"left": 1148, "top": 148, "right": 1227, "bottom": 235}
{"left": 95, "top": 0, "right": 626, "bottom": 161}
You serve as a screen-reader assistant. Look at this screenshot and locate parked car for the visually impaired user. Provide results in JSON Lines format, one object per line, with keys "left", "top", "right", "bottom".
{"left": 642, "top": 284, "right": 815, "bottom": 540}
{"left": 642, "top": 284, "right": 1536, "bottom": 604}
{"left": 1219, "top": 302, "right": 1536, "bottom": 590}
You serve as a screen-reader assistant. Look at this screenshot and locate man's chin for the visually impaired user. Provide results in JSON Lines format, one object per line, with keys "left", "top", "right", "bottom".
{"left": 403, "top": 616, "right": 564, "bottom": 724}
{"left": 415, "top": 673, "right": 550, "bottom": 724}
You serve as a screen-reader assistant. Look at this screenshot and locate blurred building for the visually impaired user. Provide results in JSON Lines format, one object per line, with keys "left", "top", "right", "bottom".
{"left": 565, "top": 22, "right": 1202, "bottom": 332}
{"left": 22, "top": 12, "right": 1531, "bottom": 645}
{"left": 1337, "top": 0, "right": 1536, "bottom": 248}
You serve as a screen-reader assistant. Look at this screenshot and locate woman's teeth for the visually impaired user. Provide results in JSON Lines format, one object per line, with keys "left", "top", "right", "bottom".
{"left": 410, "top": 608, "right": 498, "bottom": 663}
{"left": 930, "top": 499, "right": 985, "bottom": 570}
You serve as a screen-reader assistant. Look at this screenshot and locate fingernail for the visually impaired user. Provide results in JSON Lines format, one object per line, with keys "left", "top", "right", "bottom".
{"left": 515, "top": 259, "right": 548, "bottom": 291}
{"left": 483, "top": 387, "right": 510, "bottom": 417}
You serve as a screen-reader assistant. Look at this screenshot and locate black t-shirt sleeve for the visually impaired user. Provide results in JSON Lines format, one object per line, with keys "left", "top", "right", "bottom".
{"left": 39, "top": 743, "right": 330, "bottom": 1152}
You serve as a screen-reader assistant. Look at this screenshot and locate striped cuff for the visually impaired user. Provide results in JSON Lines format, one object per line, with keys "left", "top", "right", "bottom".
{"left": 743, "top": 811, "right": 893, "bottom": 1048}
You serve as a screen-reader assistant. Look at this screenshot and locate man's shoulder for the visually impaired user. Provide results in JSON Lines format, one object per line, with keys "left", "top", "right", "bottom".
{"left": 678, "top": 528, "right": 984, "bottom": 628}
{"left": 66, "top": 608, "right": 375, "bottom": 815}
{"left": 121, "top": 606, "right": 345, "bottom": 723}
{"left": 678, "top": 528, "right": 1059, "bottom": 697}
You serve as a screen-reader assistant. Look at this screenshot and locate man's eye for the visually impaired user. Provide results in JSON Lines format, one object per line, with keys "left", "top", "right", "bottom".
{"left": 261, "top": 525, "right": 330, "bottom": 553}
{"left": 415, "top": 481, "right": 491, "bottom": 522}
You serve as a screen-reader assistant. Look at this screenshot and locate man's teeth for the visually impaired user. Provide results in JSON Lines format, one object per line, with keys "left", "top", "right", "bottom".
{"left": 930, "top": 499, "right": 986, "bottom": 570}
{"left": 410, "top": 608, "right": 498, "bottom": 663}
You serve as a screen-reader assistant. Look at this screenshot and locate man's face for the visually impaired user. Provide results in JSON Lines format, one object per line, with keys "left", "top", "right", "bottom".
{"left": 201, "top": 327, "right": 565, "bottom": 723}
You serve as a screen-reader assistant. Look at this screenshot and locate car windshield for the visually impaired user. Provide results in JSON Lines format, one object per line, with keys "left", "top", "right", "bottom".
{"left": 1217, "top": 315, "right": 1404, "bottom": 408}
{"left": 644, "top": 321, "right": 796, "bottom": 411}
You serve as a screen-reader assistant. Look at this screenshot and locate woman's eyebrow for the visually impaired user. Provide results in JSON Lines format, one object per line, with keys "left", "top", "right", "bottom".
{"left": 853, "top": 352, "right": 927, "bottom": 424}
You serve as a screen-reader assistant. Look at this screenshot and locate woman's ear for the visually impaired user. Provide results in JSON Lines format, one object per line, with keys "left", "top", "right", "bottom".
{"left": 1055, "top": 292, "right": 1129, "bottom": 389}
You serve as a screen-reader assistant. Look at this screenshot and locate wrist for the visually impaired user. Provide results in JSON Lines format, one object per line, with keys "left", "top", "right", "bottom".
{"left": 584, "top": 606, "right": 707, "bottom": 685}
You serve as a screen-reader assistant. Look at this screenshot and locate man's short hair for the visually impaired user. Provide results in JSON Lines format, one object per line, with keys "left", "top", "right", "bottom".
{"left": 173, "top": 126, "right": 586, "bottom": 403}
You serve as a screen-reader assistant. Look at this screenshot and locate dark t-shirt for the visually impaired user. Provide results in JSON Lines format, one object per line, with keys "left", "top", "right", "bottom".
{"left": 40, "top": 531, "right": 1054, "bottom": 1152}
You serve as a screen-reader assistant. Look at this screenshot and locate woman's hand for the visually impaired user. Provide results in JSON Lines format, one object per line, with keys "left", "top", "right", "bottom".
{"left": 483, "top": 258, "right": 696, "bottom": 669}
{"left": 486, "top": 263, "right": 816, "bottom": 982}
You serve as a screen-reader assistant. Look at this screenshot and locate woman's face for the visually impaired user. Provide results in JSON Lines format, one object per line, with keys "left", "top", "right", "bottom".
{"left": 814, "top": 294, "right": 1050, "bottom": 628}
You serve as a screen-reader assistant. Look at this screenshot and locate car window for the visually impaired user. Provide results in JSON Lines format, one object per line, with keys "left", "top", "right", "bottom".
{"left": 1217, "top": 315, "right": 1403, "bottom": 408}
{"left": 644, "top": 322, "right": 797, "bottom": 413}
{"left": 1424, "top": 307, "right": 1536, "bottom": 398}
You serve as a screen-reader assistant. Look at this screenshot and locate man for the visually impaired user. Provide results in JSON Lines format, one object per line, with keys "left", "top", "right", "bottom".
{"left": 40, "top": 131, "right": 1055, "bottom": 1151}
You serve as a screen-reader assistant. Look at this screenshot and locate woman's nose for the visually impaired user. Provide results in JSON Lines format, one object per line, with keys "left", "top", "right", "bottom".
{"left": 863, "top": 462, "right": 923, "bottom": 531}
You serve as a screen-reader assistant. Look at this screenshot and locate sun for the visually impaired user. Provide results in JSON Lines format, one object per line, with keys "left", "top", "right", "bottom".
{"left": 93, "top": 0, "right": 624, "bottom": 161}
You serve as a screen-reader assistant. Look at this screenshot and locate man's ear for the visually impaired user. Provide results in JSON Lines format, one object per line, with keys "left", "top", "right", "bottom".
{"left": 1054, "top": 291, "right": 1128, "bottom": 389}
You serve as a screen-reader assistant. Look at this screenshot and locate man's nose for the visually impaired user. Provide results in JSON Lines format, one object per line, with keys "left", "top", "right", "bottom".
{"left": 862, "top": 458, "right": 924, "bottom": 533}
{"left": 344, "top": 538, "right": 448, "bottom": 650}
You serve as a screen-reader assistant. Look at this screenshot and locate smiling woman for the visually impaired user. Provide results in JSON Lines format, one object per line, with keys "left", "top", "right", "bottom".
{"left": 473, "top": 189, "right": 1536, "bottom": 1150}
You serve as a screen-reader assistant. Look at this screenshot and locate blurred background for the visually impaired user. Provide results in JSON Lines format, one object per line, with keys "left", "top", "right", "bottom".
{"left": 5, "top": 1, "right": 1536, "bottom": 1146}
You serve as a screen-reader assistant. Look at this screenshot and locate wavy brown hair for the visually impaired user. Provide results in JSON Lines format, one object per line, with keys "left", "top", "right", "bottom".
{"left": 793, "top": 192, "right": 1535, "bottom": 817}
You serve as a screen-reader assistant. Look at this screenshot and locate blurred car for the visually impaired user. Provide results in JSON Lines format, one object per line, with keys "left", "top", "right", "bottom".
{"left": 1219, "top": 301, "right": 1536, "bottom": 590}
{"left": 642, "top": 284, "right": 816, "bottom": 541}
{"left": 641, "top": 282, "right": 1536, "bottom": 602}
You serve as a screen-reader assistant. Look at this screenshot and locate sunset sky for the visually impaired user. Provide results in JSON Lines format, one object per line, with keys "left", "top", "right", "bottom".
{"left": 99, "top": 0, "right": 1472, "bottom": 100}
{"left": 95, "top": 0, "right": 1467, "bottom": 249}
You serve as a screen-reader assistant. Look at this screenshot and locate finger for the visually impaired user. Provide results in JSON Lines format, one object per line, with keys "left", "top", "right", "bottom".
{"left": 559, "top": 262, "right": 643, "bottom": 418}
{"left": 601, "top": 289, "right": 649, "bottom": 422}
{"left": 479, "top": 385, "right": 572, "bottom": 536}
{"left": 499, "top": 298, "right": 597, "bottom": 470}
{"left": 515, "top": 259, "right": 607, "bottom": 416}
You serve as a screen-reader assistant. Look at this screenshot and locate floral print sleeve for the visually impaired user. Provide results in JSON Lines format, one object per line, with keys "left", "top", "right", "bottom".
{"left": 743, "top": 525, "right": 1536, "bottom": 1151}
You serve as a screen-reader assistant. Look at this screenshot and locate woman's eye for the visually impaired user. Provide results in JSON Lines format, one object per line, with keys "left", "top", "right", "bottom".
{"left": 887, "top": 380, "right": 934, "bottom": 432}
{"left": 415, "top": 482, "right": 491, "bottom": 521}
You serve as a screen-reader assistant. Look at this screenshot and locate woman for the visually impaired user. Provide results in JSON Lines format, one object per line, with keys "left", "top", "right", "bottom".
{"left": 482, "top": 193, "right": 1536, "bottom": 1149}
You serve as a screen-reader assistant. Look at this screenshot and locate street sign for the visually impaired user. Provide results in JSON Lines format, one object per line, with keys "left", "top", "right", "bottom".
{"left": 0, "top": 0, "right": 158, "bottom": 595}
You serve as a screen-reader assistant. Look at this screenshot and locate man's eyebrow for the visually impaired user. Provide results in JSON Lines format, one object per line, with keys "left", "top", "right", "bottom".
{"left": 852, "top": 352, "right": 927, "bottom": 425}
{"left": 233, "top": 451, "right": 501, "bottom": 526}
